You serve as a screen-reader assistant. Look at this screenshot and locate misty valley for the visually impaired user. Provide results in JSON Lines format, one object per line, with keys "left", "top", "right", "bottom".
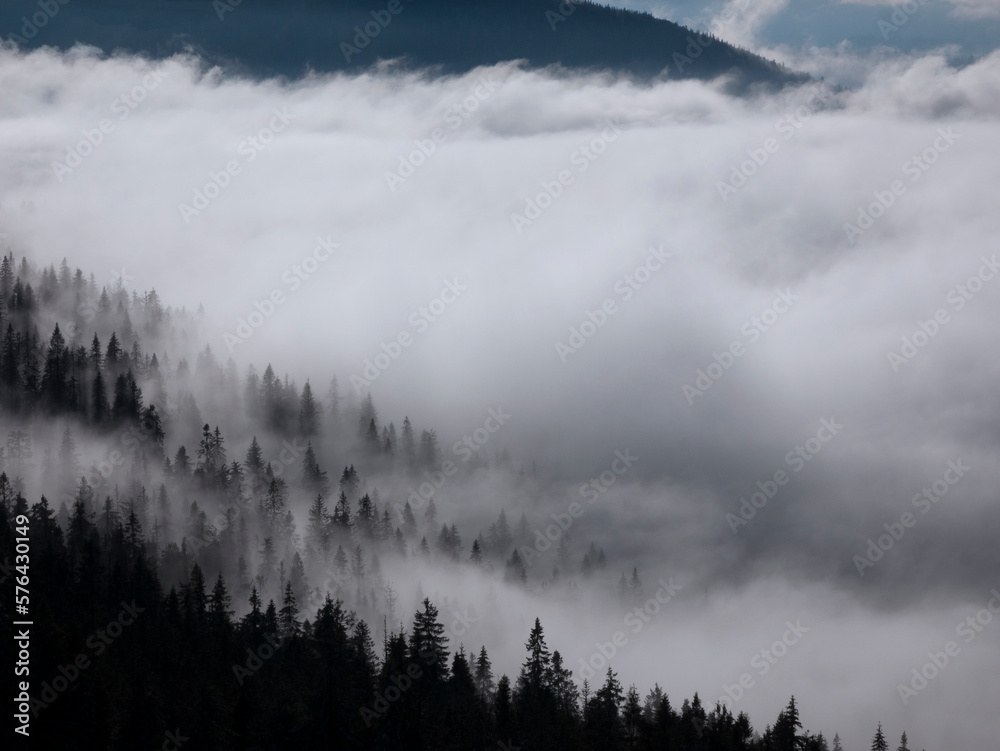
{"left": 2, "top": 0, "right": 999, "bottom": 749}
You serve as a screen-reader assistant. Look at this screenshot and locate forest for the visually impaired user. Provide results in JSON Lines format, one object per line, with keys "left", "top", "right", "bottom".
{"left": 0, "top": 253, "right": 919, "bottom": 750}
{"left": 0, "top": 0, "right": 803, "bottom": 88}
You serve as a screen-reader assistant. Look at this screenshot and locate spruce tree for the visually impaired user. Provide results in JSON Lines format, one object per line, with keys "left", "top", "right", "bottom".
{"left": 306, "top": 494, "right": 330, "bottom": 558}
{"left": 409, "top": 598, "right": 450, "bottom": 682}
{"left": 279, "top": 580, "right": 300, "bottom": 638}
{"left": 871, "top": 723, "right": 889, "bottom": 751}
{"left": 298, "top": 379, "right": 320, "bottom": 436}
{"left": 474, "top": 645, "right": 494, "bottom": 699}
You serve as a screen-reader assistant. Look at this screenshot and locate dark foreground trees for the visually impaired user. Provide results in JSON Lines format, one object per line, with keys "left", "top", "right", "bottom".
{"left": 0, "top": 484, "right": 869, "bottom": 751}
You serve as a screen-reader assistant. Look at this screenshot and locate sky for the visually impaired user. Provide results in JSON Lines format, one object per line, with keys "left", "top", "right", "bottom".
{"left": 1, "top": 4, "right": 999, "bottom": 748}
{"left": 614, "top": 0, "right": 1000, "bottom": 58}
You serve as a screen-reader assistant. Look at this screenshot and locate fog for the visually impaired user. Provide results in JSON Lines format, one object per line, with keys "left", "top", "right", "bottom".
{"left": 1, "top": 39, "right": 998, "bottom": 748}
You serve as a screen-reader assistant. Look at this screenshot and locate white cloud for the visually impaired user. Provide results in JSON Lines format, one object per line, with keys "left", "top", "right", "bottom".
{"left": 839, "top": 0, "right": 1000, "bottom": 19}
{"left": 1, "top": 42, "right": 999, "bottom": 749}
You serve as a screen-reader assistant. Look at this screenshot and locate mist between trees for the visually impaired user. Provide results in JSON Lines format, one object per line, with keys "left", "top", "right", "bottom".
{"left": 0, "top": 251, "right": 929, "bottom": 750}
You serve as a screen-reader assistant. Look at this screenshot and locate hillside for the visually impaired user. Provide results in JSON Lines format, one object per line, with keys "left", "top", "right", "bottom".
{"left": 0, "top": 252, "right": 859, "bottom": 750}
{"left": 0, "top": 0, "right": 804, "bottom": 88}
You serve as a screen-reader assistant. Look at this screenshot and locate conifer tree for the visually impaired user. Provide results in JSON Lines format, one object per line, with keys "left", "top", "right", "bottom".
{"left": 871, "top": 723, "right": 889, "bottom": 751}
{"left": 409, "top": 598, "right": 450, "bottom": 682}
{"left": 401, "top": 416, "right": 416, "bottom": 470}
{"left": 505, "top": 549, "right": 527, "bottom": 583}
{"left": 279, "top": 580, "right": 300, "bottom": 638}
{"left": 299, "top": 379, "right": 320, "bottom": 436}
{"left": 306, "top": 493, "right": 330, "bottom": 558}
{"left": 301, "top": 442, "right": 329, "bottom": 495}
{"left": 474, "top": 645, "right": 494, "bottom": 699}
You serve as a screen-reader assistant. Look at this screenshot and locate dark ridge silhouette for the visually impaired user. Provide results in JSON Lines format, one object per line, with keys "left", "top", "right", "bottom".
{"left": 0, "top": 0, "right": 806, "bottom": 89}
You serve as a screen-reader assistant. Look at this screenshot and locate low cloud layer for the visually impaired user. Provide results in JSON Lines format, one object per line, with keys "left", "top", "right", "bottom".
{"left": 1, "top": 43, "right": 998, "bottom": 748}
{"left": 840, "top": 0, "right": 1000, "bottom": 19}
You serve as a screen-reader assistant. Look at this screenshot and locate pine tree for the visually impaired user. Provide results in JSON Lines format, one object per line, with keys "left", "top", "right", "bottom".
{"left": 871, "top": 723, "right": 889, "bottom": 751}
{"left": 91, "top": 368, "right": 109, "bottom": 424}
{"left": 22, "top": 344, "right": 40, "bottom": 399}
{"left": 139, "top": 404, "right": 164, "bottom": 456}
{"left": 185, "top": 563, "right": 208, "bottom": 623}
{"left": 449, "top": 646, "right": 477, "bottom": 737}
{"left": 350, "top": 544, "right": 365, "bottom": 580}
{"left": 279, "top": 580, "right": 300, "bottom": 638}
{"left": 1, "top": 324, "right": 21, "bottom": 400}
{"left": 306, "top": 494, "right": 330, "bottom": 558}
{"left": 209, "top": 574, "right": 233, "bottom": 626}
{"left": 41, "top": 323, "right": 67, "bottom": 409}
{"left": 333, "top": 545, "right": 348, "bottom": 577}
{"left": 356, "top": 493, "right": 376, "bottom": 538}
{"left": 383, "top": 421, "right": 397, "bottom": 456}
{"left": 173, "top": 445, "right": 191, "bottom": 477}
{"left": 593, "top": 667, "right": 624, "bottom": 743}
{"left": 474, "top": 645, "right": 494, "bottom": 699}
{"left": 496, "top": 674, "right": 513, "bottom": 736}
{"left": 264, "top": 599, "right": 279, "bottom": 635}
{"left": 549, "top": 650, "right": 579, "bottom": 718}
{"left": 409, "top": 598, "right": 449, "bottom": 681}
{"left": 331, "top": 490, "right": 352, "bottom": 537}
{"left": 505, "top": 549, "right": 527, "bottom": 584}
{"left": 628, "top": 567, "right": 642, "bottom": 596}
{"left": 488, "top": 508, "right": 513, "bottom": 554}
{"left": 89, "top": 333, "right": 103, "bottom": 369}
{"left": 245, "top": 435, "right": 264, "bottom": 473}
{"left": 517, "top": 617, "right": 552, "bottom": 703}
{"left": 298, "top": 379, "right": 321, "bottom": 436}
{"left": 418, "top": 429, "right": 440, "bottom": 469}
{"left": 401, "top": 500, "right": 417, "bottom": 537}
{"left": 365, "top": 418, "right": 380, "bottom": 453}
{"left": 339, "top": 465, "right": 359, "bottom": 502}
{"left": 358, "top": 392, "right": 378, "bottom": 437}
{"left": 401, "top": 416, "right": 416, "bottom": 470}
{"left": 301, "top": 442, "right": 329, "bottom": 495}
{"left": 105, "top": 331, "right": 122, "bottom": 370}
{"left": 772, "top": 696, "right": 803, "bottom": 751}
{"left": 623, "top": 685, "right": 644, "bottom": 747}
{"left": 256, "top": 537, "right": 277, "bottom": 589}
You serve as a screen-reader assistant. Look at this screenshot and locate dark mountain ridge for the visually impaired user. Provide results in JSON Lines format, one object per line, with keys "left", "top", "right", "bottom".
{"left": 0, "top": 0, "right": 806, "bottom": 88}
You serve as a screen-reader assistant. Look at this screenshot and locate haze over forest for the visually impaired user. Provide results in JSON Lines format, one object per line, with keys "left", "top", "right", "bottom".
{"left": 1, "top": 0, "right": 999, "bottom": 749}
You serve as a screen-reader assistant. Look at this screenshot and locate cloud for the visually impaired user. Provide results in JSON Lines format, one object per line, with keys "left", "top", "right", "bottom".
{"left": 709, "top": 0, "right": 792, "bottom": 48}
{"left": 1, "top": 41, "right": 999, "bottom": 749}
{"left": 839, "top": 0, "right": 1000, "bottom": 20}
